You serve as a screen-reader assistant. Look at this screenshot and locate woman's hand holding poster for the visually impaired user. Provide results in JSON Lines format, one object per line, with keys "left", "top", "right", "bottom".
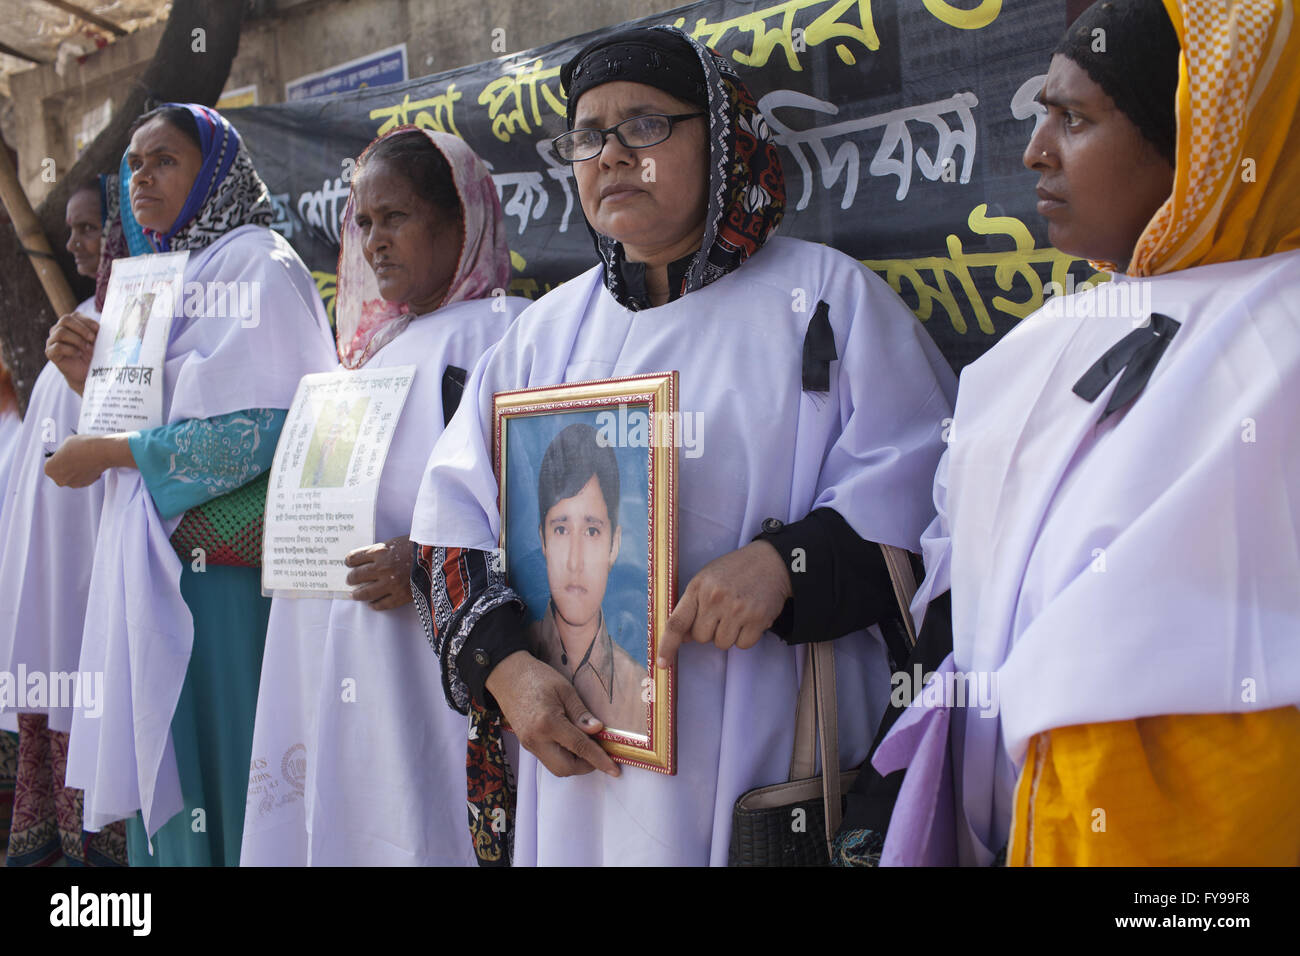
{"left": 262, "top": 366, "right": 416, "bottom": 598}
{"left": 77, "top": 252, "right": 187, "bottom": 435}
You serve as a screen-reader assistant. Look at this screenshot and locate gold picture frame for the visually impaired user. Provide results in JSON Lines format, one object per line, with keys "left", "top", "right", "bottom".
{"left": 494, "top": 373, "right": 678, "bottom": 774}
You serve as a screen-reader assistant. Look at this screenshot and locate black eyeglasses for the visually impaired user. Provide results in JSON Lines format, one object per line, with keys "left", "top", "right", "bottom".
{"left": 552, "top": 112, "right": 706, "bottom": 163}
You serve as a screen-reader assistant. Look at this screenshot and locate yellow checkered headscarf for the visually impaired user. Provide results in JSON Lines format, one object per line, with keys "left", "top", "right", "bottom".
{"left": 1128, "top": 0, "right": 1300, "bottom": 275}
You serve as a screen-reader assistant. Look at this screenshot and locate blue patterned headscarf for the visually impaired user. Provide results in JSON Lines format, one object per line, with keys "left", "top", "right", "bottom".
{"left": 92, "top": 167, "right": 146, "bottom": 310}
{"left": 136, "top": 103, "right": 274, "bottom": 253}
{"left": 117, "top": 155, "right": 150, "bottom": 257}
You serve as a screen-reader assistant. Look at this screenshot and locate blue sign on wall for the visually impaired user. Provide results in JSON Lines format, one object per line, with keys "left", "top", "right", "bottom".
{"left": 284, "top": 43, "right": 408, "bottom": 102}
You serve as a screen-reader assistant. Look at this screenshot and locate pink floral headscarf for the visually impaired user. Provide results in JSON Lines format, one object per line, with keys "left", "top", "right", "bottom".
{"left": 335, "top": 127, "right": 511, "bottom": 368}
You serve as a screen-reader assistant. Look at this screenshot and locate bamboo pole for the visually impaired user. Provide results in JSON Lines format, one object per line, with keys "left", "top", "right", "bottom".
{"left": 0, "top": 146, "right": 77, "bottom": 319}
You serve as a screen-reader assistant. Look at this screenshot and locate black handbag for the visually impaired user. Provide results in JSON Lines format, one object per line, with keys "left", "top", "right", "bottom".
{"left": 728, "top": 543, "right": 919, "bottom": 866}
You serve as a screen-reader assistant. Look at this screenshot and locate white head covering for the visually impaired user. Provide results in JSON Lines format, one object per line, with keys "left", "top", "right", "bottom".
{"left": 334, "top": 128, "right": 511, "bottom": 369}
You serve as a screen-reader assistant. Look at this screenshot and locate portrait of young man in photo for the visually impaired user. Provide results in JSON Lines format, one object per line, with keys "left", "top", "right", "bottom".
{"left": 527, "top": 423, "right": 649, "bottom": 734}
{"left": 109, "top": 292, "right": 154, "bottom": 366}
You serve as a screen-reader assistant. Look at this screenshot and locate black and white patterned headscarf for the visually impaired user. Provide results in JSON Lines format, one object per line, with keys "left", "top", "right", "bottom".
{"left": 561, "top": 26, "right": 786, "bottom": 309}
{"left": 140, "top": 103, "right": 274, "bottom": 253}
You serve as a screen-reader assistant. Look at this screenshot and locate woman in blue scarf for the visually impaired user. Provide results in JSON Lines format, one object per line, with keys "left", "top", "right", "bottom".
{"left": 47, "top": 103, "right": 337, "bottom": 866}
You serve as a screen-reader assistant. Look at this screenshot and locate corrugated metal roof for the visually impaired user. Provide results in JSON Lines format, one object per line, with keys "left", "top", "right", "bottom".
{"left": 0, "top": 0, "right": 170, "bottom": 96}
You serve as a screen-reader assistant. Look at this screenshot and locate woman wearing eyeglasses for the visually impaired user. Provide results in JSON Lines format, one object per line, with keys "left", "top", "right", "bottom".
{"left": 410, "top": 25, "right": 956, "bottom": 866}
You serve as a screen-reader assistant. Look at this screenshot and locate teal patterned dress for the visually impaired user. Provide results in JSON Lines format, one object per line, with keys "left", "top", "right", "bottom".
{"left": 124, "top": 408, "right": 286, "bottom": 867}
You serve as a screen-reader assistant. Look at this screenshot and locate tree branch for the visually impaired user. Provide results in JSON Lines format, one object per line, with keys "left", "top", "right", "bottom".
{"left": 0, "top": 0, "right": 248, "bottom": 408}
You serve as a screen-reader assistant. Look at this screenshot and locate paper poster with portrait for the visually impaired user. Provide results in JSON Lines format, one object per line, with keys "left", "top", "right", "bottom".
{"left": 78, "top": 251, "right": 188, "bottom": 435}
{"left": 262, "top": 366, "right": 416, "bottom": 598}
{"left": 494, "top": 373, "right": 678, "bottom": 774}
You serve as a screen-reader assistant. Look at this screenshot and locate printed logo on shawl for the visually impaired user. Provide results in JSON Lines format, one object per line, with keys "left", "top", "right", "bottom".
{"left": 282, "top": 743, "right": 307, "bottom": 792}
{"left": 247, "top": 751, "right": 304, "bottom": 818}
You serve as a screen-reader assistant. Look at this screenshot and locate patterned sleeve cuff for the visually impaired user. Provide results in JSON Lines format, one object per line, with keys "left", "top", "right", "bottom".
{"left": 448, "top": 587, "right": 528, "bottom": 710}
{"left": 411, "top": 543, "right": 526, "bottom": 713}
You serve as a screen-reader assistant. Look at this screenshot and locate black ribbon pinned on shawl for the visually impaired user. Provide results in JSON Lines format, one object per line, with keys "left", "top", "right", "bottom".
{"left": 1071, "top": 312, "right": 1181, "bottom": 421}
{"left": 441, "top": 365, "right": 468, "bottom": 427}
{"left": 802, "top": 300, "right": 838, "bottom": 392}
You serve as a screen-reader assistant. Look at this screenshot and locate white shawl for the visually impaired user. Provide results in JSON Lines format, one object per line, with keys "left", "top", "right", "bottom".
{"left": 927, "top": 249, "right": 1300, "bottom": 863}
{"left": 240, "top": 297, "right": 524, "bottom": 866}
{"left": 66, "top": 226, "right": 338, "bottom": 834}
{"left": 412, "top": 236, "right": 956, "bottom": 865}
{"left": 0, "top": 298, "right": 104, "bottom": 734}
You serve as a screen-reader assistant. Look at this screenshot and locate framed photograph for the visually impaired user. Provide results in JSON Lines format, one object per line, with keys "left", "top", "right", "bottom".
{"left": 494, "top": 373, "right": 678, "bottom": 774}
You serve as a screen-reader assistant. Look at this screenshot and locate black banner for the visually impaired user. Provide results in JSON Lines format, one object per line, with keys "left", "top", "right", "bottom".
{"left": 230, "top": 0, "right": 1092, "bottom": 371}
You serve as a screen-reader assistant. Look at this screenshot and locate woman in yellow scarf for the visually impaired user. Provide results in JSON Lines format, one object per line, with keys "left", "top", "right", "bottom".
{"left": 1007, "top": 0, "right": 1300, "bottom": 866}
{"left": 861, "top": 0, "right": 1300, "bottom": 867}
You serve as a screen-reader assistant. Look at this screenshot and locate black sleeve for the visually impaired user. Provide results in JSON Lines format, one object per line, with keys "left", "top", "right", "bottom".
{"left": 453, "top": 602, "right": 531, "bottom": 710}
{"left": 754, "top": 507, "right": 910, "bottom": 656}
{"left": 410, "top": 542, "right": 529, "bottom": 714}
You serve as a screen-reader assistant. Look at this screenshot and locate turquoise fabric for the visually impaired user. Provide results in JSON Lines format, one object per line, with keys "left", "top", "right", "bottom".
{"left": 128, "top": 408, "right": 286, "bottom": 520}
{"left": 124, "top": 408, "right": 285, "bottom": 865}
{"left": 125, "top": 563, "right": 270, "bottom": 867}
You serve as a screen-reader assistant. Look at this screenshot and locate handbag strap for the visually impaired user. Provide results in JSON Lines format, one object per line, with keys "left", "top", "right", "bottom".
{"left": 790, "top": 651, "right": 817, "bottom": 782}
{"left": 813, "top": 641, "right": 839, "bottom": 847}
{"left": 880, "top": 542, "right": 919, "bottom": 648}
{"left": 787, "top": 542, "right": 922, "bottom": 855}
{"left": 786, "top": 644, "right": 839, "bottom": 849}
